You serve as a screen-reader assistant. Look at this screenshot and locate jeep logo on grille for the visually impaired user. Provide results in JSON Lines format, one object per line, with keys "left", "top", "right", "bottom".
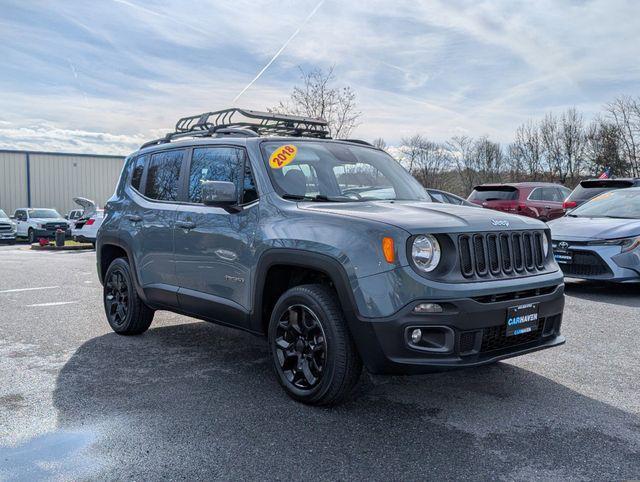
{"left": 491, "top": 219, "right": 509, "bottom": 227}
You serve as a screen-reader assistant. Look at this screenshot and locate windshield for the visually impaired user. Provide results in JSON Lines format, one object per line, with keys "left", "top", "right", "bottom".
{"left": 0, "top": 209, "right": 8, "bottom": 219}
{"left": 569, "top": 189, "right": 640, "bottom": 219}
{"left": 28, "top": 209, "right": 61, "bottom": 219}
{"left": 261, "top": 141, "right": 430, "bottom": 202}
{"left": 468, "top": 187, "right": 518, "bottom": 201}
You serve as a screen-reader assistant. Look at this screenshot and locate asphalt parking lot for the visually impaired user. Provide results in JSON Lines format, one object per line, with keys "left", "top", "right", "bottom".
{"left": 0, "top": 244, "right": 638, "bottom": 480}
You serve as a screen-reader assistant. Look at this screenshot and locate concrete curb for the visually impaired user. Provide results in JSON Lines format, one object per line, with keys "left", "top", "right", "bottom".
{"left": 30, "top": 243, "right": 94, "bottom": 251}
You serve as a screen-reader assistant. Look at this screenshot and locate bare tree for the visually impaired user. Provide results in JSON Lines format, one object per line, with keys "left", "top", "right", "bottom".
{"left": 372, "top": 137, "right": 387, "bottom": 150}
{"left": 605, "top": 96, "right": 640, "bottom": 176}
{"left": 509, "top": 120, "right": 545, "bottom": 180}
{"left": 473, "top": 136, "right": 504, "bottom": 183}
{"left": 400, "top": 135, "right": 449, "bottom": 189}
{"left": 446, "top": 136, "right": 478, "bottom": 195}
{"left": 271, "top": 66, "right": 362, "bottom": 139}
{"left": 540, "top": 113, "right": 568, "bottom": 183}
{"left": 585, "top": 118, "right": 624, "bottom": 175}
{"left": 560, "top": 107, "right": 586, "bottom": 180}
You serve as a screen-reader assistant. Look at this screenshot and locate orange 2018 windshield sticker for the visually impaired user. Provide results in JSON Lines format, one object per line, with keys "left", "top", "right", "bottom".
{"left": 269, "top": 145, "right": 297, "bottom": 169}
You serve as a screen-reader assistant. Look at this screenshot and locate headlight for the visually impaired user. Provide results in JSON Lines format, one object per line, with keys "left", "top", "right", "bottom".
{"left": 621, "top": 236, "right": 640, "bottom": 253}
{"left": 411, "top": 234, "right": 441, "bottom": 272}
{"left": 10, "top": 222, "right": 16, "bottom": 231}
{"left": 588, "top": 236, "right": 640, "bottom": 253}
{"left": 38, "top": 223, "right": 45, "bottom": 229}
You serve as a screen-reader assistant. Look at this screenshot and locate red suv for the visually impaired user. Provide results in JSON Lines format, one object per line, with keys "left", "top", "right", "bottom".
{"left": 468, "top": 182, "right": 572, "bottom": 221}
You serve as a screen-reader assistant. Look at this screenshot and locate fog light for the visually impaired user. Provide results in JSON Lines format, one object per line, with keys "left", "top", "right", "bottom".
{"left": 413, "top": 303, "right": 443, "bottom": 314}
{"left": 410, "top": 328, "right": 422, "bottom": 344}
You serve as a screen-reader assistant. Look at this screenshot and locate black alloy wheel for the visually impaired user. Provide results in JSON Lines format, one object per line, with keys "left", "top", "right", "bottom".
{"left": 105, "top": 268, "right": 130, "bottom": 328}
{"left": 102, "top": 257, "right": 154, "bottom": 335}
{"left": 274, "top": 304, "right": 327, "bottom": 389}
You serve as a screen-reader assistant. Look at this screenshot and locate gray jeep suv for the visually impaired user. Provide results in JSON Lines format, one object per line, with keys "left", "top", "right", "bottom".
{"left": 97, "top": 109, "right": 565, "bottom": 405}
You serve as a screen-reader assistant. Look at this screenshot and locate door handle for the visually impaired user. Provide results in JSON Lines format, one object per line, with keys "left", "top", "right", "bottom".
{"left": 126, "top": 214, "right": 142, "bottom": 222}
{"left": 176, "top": 220, "right": 196, "bottom": 230}
{"left": 544, "top": 205, "right": 551, "bottom": 209}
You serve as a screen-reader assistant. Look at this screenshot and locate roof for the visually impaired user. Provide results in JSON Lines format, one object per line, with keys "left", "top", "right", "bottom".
{"left": 473, "top": 182, "right": 567, "bottom": 189}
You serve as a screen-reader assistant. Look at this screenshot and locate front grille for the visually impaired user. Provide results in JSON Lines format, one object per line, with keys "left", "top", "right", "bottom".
{"left": 458, "top": 315, "right": 561, "bottom": 356}
{"left": 45, "top": 223, "right": 67, "bottom": 231}
{"left": 559, "top": 251, "right": 612, "bottom": 277}
{"left": 459, "top": 230, "right": 547, "bottom": 279}
{"left": 0, "top": 224, "right": 11, "bottom": 232}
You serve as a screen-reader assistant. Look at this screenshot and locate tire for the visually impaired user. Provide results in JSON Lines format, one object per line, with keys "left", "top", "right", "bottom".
{"left": 268, "top": 284, "right": 362, "bottom": 406}
{"left": 103, "top": 257, "right": 154, "bottom": 335}
{"left": 28, "top": 228, "right": 35, "bottom": 244}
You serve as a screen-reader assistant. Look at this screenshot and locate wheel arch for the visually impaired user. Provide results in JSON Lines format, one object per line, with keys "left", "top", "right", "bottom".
{"left": 251, "top": 249, "right": 360, "bottom": 335}
{"left": 97, "top": 236, "right": 148, "bottom": 304}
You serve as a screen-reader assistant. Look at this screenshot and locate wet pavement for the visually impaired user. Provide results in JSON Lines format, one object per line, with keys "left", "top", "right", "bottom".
{"left": 0, "top": 245, "right": 639, "bottom": 480}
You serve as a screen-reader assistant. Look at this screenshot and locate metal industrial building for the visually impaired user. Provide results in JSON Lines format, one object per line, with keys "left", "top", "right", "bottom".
{"left": 0, "top": 149, "right": 125, "bottom": 216}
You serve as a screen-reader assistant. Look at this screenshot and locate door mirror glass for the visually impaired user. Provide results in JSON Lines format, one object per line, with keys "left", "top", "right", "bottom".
{"left": 201, "top": 181, "right": 237, "bottom": 207}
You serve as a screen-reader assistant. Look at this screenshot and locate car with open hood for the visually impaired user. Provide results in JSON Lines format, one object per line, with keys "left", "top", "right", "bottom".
{"left": 549, "top": 187, "right": 640, "bottom": 282}
{"left": 97, "top": 108, "right": 565, "bottom": 406}
{"left": 70, "top": 197, "right": 104, "bottom": 245}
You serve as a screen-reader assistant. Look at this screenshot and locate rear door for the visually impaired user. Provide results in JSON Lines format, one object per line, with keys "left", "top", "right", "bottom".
{"left": 125, "top": 148, "right": 188, "bottom": 306}
{"left": 174, "top": 146, "right": 259, "bottom": 322}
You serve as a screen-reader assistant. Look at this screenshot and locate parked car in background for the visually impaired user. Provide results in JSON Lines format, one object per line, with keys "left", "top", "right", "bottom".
{"left": 65, "top": 208, "right": 84, "bottom": 226}
{"left": 426, "top": 188, "right": 478, "bottom": 207}
{"left": 562, "top": 178, "right": 640, "bottom": 210}
{"left": 549, "top": 188, "right": 640, "bottom": 282}
{"left": 0, "top": 209, "right": 16, "bottom": 244}
{"left": 468, "top": 182, "right": 571, "bottom": 221}
{"left": 13, "top": 208, "right": 71, "bottom": 244}
{"left": 70, "top": 197, "right": 103, "bottom": 246}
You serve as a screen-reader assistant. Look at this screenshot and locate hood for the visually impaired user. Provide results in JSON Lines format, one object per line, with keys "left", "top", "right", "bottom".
{"left": 73, "top": 197, "right": 98, "bottom": 218}
{"left": 548, "top": 216, "right": 640, "bottom": 240}
{"left": 30, "top": 217, "right": 68, "bottom": 224}
{"left": 300, "top": 200, "right": 545, "bottom": 234}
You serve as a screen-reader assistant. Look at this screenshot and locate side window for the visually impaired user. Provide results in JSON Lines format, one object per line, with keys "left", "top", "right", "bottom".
{"left": 145, "top": 150, "right": 185, "bottom": 201}
{"left": 529, "top": 188, "right": 543, "bottom": 201}
{"left": 130, "top": 154, "right": 147, "bottom": 191}
{"left": 242, "top": 163, "right": 258, "bottom": 204}
{"left": 15, "top": 210, "right": 25, "bottom": 220}
{"left": 188, "top": 147, "right": 244, "bottom": 204}
{"left": 445, "top": 193, "right": 463, "bottom": 205}
{"left": 429, "top": 191, "right": 446, "bottom": 203}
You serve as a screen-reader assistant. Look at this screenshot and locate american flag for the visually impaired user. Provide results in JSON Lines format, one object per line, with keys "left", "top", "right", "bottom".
{"left": 598, "top": 167, "right": 611, "bottom": 179}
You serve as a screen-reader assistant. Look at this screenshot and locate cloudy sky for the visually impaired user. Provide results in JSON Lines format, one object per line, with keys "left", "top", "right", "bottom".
{"left": 1, "top": 0, "right": 639, "bottom": 154}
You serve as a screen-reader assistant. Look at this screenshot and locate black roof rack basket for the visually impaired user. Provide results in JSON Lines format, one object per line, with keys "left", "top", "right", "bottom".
{"left": 141, "top": 108, "right": 330, "bottom": 149}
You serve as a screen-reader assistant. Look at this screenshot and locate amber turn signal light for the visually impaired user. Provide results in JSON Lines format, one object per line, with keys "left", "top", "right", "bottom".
{"left": 382, "top": 237, "right": 395, "bottom": 263}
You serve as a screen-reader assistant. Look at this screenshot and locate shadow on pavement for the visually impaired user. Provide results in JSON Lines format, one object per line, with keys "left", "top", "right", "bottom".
{"left": 35, "top": 322, "right": 640, "bottom": 480}
{"left": 564, "top": 279, "right": 640, "bottom": 308}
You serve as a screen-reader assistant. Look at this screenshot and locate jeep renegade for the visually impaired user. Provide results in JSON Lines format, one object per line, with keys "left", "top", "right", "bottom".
{"left": 97, "top": 108, "right": 565, "bottom": 406}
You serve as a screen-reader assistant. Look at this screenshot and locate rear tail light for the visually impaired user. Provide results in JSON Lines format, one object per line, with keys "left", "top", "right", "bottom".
{"left": 517, "top": 203, "right": 527, "bottom": 211}
{"left": 563, "top": 200, "right": 577, "bottom": 209}
{"left": 85, "top": 218, "right": 95, "bottom": 225}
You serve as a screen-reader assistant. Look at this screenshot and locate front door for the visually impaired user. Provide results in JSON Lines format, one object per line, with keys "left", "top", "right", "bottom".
{"left": 174, "top": 146, "right": 259, "bottom": 323}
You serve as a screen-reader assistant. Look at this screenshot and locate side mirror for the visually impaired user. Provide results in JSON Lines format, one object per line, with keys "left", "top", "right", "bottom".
{"left": 64, "top": 215, "right": 69, "bottom": 219}
{"left": 201, "top": 181, "right": 238, "bottom": 209}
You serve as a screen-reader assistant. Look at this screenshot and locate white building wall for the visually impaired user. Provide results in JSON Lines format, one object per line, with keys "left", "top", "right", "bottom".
{"left": 0, "top": 151, "right": 28, "bottom": 215}
{"left": 0, "top": 150, "right": 125, "bottom": 216}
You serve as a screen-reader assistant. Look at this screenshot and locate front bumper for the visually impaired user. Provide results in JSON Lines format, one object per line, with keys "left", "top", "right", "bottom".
{"left": 349, "top": 284, "right": 565, "bottom": 374}
{"left": 0, "top": 232, "right": 16, "bottom": 241}
{"left": 34, "top": 229, "right": 72, "bottom": 239}
{"left": 552, "top": 242, "right": 640, "bottom": 282}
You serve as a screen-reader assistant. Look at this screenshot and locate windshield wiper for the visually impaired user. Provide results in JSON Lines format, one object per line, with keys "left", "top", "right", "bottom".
{"left": 281, "top": 194, "right": 350, "bottom": 202}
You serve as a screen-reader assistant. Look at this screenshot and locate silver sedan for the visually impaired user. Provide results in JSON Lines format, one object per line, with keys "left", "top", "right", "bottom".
{"left": 548, "top": 187, "right": 640, "bottom": 282}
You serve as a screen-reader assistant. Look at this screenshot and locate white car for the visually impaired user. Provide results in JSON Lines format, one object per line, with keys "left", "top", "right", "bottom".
{"left": 13, "top": 208, "right": 71, "bottom": 244}
{"left": 71, "top": 197, "right": 104, "bottom": 246}
{"left": 0, "top": 209, "right": 17, "bottom": 244}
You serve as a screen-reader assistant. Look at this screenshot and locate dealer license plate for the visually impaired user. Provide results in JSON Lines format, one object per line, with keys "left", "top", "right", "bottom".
{"left": 506, "top": 303, "right": 539, "bottom": 337}
{"left": 554, "top": 250, "right": 573, "bottom": 264}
